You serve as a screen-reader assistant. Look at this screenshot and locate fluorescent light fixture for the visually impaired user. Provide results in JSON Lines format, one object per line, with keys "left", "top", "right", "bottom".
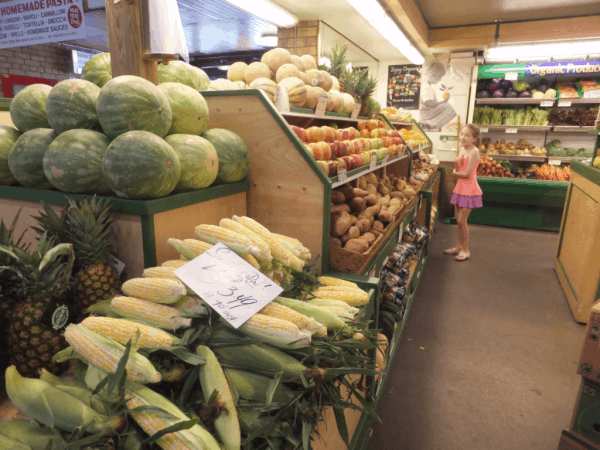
{"left": 221, "top": 0, "right": 298, "bottom": 28}
{"left": 486, "top": 40, "right": 600, "bottom": 60}
{"left": 218, "top": 66, "right": 231, "bottom": 71}
{"left": 257, "top": 33, "right": 278, "bottom": 47}
{"left": 344, "top": 0, "right": 423, "bottom": 65}
{"left": 319, "top": 57, "right": 331, "bottom": 68}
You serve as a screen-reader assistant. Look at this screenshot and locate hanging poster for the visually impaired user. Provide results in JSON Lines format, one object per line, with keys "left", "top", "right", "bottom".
{"left": 387, "top": 64, "right": 422, "bottom": 110}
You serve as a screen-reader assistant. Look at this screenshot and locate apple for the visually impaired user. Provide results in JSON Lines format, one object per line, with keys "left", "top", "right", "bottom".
{"left": 378, "top": 120, "right": 384, "bottom": 128}
{"left": 339, "top": 129, "right": 351, "bottom": 140}
{"left": 327, "top": 160, "right": 338, "bottom": 176}
{"left": 382, "top": 136, "right": 393, "bottom": 147}
{"left": 336, "top": 141, "right": 348, "bottom": 157}
{"left": 369, "top": 138, "right": 379, "bottom": 149}
{"left": 321, "top": 126, "right": 335, "bottom": 143}
{"left": 388, "top": 144, "right": 397, "bottom": 155}
{"left": 340, "top": 156, "right": 354, "bottom": 170}
{"left": 364, "top": 139, "right": 372, "bottom": 151}
{"left": 351, "top": 154, "right": 364, "bottom": 168}
{"left": 348, "top": 128, "right": 360, "bottom": 140}
{"left": 316, "top": 141, "right": 332, "bottom": 160}
{"left": 357, "top": 139, "right": 367, "bottom": 152}
{"left": 391, "top": 130, "right": 400, "bottom": 138}
{"left": 330, "top": 142, "right": 341, "bottom": 159}
{"left": 308, "top": 143, "right": 323, "bottom": 160}
{"left": 360, "top": 128, "right": 371, "bottom": 138}
{"left": 367, "top": 119, "right": 379, "bottom": 130}
{"left": 349, "top": 140, "right": 361, "bottom": 154}
{"left": 316, "top": 160, "right": 329, "bottom": 175}
{"left": 357, "top": 121, "right": 368, "bottom": 131}
{"left": 333, "top": 129, "right": 342, "bottom": 142}
{"left": 306, "top": 126, "right": 326, "bottom": 143}
{"left": 291, "top": 125, "right": 307, "bottom": 142}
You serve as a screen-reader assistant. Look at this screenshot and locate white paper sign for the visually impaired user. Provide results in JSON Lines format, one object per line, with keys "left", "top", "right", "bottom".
{"left": 540, "top": 100, "right": 554, "bottom": 107}
{"left": 369, "top": 151, "right": 377, "bottom": 169}
{"left": 505, "top": 72, "right": 518, "bottom": 81}
{"left": 0, "top": 0, "right": 87, "bottom": 50}
{"left": 382, "top": 153, "right": 390, "bottom": 165}
{"left": 350, "top": 103, "right": 361, "bottom": 120}
{"left": 548, "top": 159, "right": 562, "bottom": 166}
{"left": 106, "top": 255, "right": 126, "bottom": 277}
{"left": 174, "top": 243, "right": 283, "bottom": 328}
{"left": 558, "top": 100, "right": 572, "bottom": 107}
{"left": 480, "top": 127, "right": 489, "bottom": 133}
{"left": 315, "top": 94, "right": 329, "bottom": 116}
{"left": 338, "top": 163, "right": 347, "bottom": 182}
{"left": 506, "top": 128, "right": 518, "bottom": 134}
{"left": 275, "top": 86, "right": 290, "bottom": 113}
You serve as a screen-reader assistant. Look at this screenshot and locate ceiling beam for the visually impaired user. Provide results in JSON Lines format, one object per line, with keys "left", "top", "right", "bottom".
{"left": 381, "top": 0, "right": 430, "bottom": 54}
{"left": 429, "top": 15, "right": 600, "bottom": 51}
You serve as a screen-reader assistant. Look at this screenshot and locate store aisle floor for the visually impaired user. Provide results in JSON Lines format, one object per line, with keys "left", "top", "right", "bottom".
{"left": 371, "top": 224, "right": 586, "bottom": 450}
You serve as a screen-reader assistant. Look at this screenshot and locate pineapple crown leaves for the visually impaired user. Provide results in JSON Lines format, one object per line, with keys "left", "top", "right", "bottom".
{"left": 31, "top": 200, "right": 70, "bottom": 244}
{"left": 323, "top": 42, "right": 349, "bottom": 79}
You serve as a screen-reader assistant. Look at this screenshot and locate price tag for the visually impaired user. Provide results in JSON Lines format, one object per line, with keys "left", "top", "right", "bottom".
{"left": 338, "top": 163, "right": 347, "bottom": 182}
{"left": 506, "top": 128, "right": 518, "bottom": 134}
{"left": 540, "top": 100, "right": 554, "bottom": 107}
{"left": 107, "top": 255, "right": 126, "bottom": 277}
{"left": 548, "top": 159, "right": 562, "bottom": 166}
{"left": 480, "top": 127, "right": 489, "bottom": 133}
{"left": 505, "top": 72, "right": 518, "bottom": 81}
{"left": 315, "top": 94, "right": 329, "bottom": 116}
{"left": 274, "top": 86, "right": 290, "bottom": 113}
{"left": 350, "top": 103, "right": 361, "bottom": 120}
{"left": 382, "top": 153, "right": 390, "bottom": 165}
{"left": 369, "top": 151, "right": 377, "bottom": 169}
{"left": 174, "top": 243, "right": 284, "bottom": 328}
{"left": 558, "top": 100, "right": 572, "bottom": 107}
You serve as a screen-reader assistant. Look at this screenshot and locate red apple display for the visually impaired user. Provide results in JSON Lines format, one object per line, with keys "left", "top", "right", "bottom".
{"left": 307, "top": 143, "right": 323, "bottom": 160}
{"left": 291, "top": 125, "right": 307, "bottom": 142}
{"left": 306, "top": 126, "right": 326, "bottom": 143}
{"left": 316, "top": 141, "right": 332, "bottom": 160}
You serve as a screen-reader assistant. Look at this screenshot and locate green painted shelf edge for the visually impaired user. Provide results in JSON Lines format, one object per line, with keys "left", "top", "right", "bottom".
{"left": 571, "top": 159, "right": 600, "bottom": 186}
{"left": 288, "top": 106, "right": 371, "bottom": 121}
{"left": 0, "top": 97, "right": 10, "bottom": 111}
{"left": 0, "top": 180, "right": 250, "bottom": 215}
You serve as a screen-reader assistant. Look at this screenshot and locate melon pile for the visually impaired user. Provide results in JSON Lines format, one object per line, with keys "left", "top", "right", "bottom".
{"left": 0, "top": 54, "right": 250, "bottom": 199}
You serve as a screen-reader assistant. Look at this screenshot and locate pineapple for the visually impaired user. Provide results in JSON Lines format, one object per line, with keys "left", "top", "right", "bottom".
{"left": 356, "top": 70, "right": 378, "bottom": 117}
{"left": 65, "top": 196, "right": 121, "bottom": 316}
{"left": 324, "top": 42, "right": 349, "bottom": 91}
{"left": 0, "top": 233, "right": 74, "bottom": 377}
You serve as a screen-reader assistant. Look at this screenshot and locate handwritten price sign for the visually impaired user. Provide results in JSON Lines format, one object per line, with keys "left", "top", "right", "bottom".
{"left": 174, "top": 243, "right": 283, "bottom": 328}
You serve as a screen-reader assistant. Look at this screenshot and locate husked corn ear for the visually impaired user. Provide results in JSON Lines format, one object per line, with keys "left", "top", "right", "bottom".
{"left": 194, "top": 224, "right": 259, "bottom": 258}
{"left": 272, "top": 232, "right": 304, "bottom": 249}
{"left": 308, "top": 299, "right": 360, "bottom": 313}
{"left": 143, "top": 266, "right": 178, "bottom": 281}
{"left": 162, "top": 259, "right": 188, "bottom": 269}
{"left": 111, "top": 296, "right": 191, "bottom": 330}
{"left": 121, "top": 278, "right": 186, "bottom": 304}
{"left": 173, "top": 295, "right": 208, "bottom": 317}
{"left": 319, "top": 306, "right": 356, "bottom": 320}
{"left": 237, "top": 314, "right": 311, "bottom": 349}
{"left": 167, "top": 238, "right": 197, "bottom": 260}
{"left": 313, "top": 285, "right": 369, "bottom": 306}
{"left": 220, "top": 218, "right": 273, "bottom": 263}
{"left": 244, "top": 254, "right": 261, "bottom": 270}
{"left": 274, "top": 297, "right": 346, "bottom": 331}
{"left": 64, "top": 324, "right": 162, "bottom": 383}
{"left": 260, "top": 302, "right": 327, "bottom": 338}
{"left": 81, "top": 316, "right": 175, "bottom": 348}
{"left": 317, "top": 276, "right": 359, "bottom": 289}
{"left": 224, "top": 368, "right": 295, "bottom": 403}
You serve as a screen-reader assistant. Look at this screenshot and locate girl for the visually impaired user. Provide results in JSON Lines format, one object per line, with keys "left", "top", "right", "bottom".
{"left": 419, "top": 62, "right": 457, "bottom": 131}
{"left": 444, "top": 124, "right": 483, "bottom": 261}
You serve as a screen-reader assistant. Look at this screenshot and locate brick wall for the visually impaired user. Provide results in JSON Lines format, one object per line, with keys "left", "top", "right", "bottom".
{"left": 277, "top": 21, "right": 319, "bottom": 58}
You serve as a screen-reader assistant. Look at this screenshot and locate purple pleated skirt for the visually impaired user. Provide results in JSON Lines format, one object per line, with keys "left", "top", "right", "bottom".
{"left": 451, "top": 193, "right": 483, "bottom": 209}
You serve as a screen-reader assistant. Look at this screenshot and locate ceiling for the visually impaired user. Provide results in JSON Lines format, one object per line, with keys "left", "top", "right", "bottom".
{"left": 414, "top": 0, "right": 600, "bottom": 29}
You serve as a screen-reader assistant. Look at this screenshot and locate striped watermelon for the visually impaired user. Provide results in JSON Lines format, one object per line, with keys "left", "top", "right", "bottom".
{"left": 0, "top": 125, "right": 21, "bottom": 185}
{"left": 201, "top": 129, "right": 249, "bottom": 184}
{"left": 97, "top": 75, "right": 172, "bottom": 139}
{"left": 43, "top": 129, "right": 111, "bottom": 194}
{"left": 158, "top": 83, "right": 210, "bottom": 135}
{"left": 81, "top": 52, "right": 112, "bottom": 88}
{"left": 8, "top": 129, "right": 56, "bottom": 189}
{"left": 158, "top": 61, "right": 210, "bottom": 91}
{"left": 10, "top": 84, "right": 52, "bottom": 133}
{"left": 165, "top": 134, "right": 218, "bottom": 191}
{"left": 103, "top": 131, "right": 181, "bottom": 199}
{"left": 46, "top": 79, "right": 101, "bottom": 134}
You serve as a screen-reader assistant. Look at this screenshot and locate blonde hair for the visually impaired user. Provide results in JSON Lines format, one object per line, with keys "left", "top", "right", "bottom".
{"left": 463, "top": 123, "right": 481, "bottom": 147}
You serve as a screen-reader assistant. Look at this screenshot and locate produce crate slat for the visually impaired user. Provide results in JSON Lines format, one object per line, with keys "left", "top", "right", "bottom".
{"left": 481, "top": 125, "right": 552, "bottom": 132}
{"left": 283, "top": 107, "right": 372, "bottom": 124}
{"left": 553, "top": 126, "right": 596, "bottom": 133}
{"left": 476, "top": 98, "right": 600, "bottom": 105}
{"left": 330, "top": 153, "right": 409, "bottom": 188}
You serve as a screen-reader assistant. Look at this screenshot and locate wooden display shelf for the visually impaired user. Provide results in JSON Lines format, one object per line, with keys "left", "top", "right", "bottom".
{"left": 480, "top": 125, "right": 552, "bottom": 132}
{"left": 552, "top": 126, "right": 596, "bottom": 133}
{"left": 476, "top": 98, "right": 600, "bottom": 106}
{"left": 330, "top": 154, "right": 409, "bottom": 188}
{"left": 484, "top": 154, "right": 547, "bottom": 162}
{"left": 0, "top": 181, "right": 249, "bottom": 278}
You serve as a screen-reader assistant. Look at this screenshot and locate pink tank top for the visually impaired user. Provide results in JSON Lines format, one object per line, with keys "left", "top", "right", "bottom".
{"left": 454, "top": 150, "right": 482, "bottom": 196}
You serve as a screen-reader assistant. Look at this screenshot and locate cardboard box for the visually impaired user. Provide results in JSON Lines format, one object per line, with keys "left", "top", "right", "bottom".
{"left": 570, "top": 377, "right": 600, "bottom": 448}
{"left": 578, "top": 302, "right": 600, "bottom": 381}
{"left": 559, "top": 430, "right": 600, "bottom": 450}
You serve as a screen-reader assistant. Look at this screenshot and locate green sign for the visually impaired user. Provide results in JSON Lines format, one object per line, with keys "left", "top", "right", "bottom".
{"left": 440, "top": 135, "right": 457, "bottom": 142}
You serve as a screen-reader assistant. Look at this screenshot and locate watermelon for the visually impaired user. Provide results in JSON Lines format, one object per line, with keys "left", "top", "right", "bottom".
{"left": 158, "top": 61, "right": 210, "bottom": 91}
{"left": 103, "top": 131, "right": 181, "bottom": 199}
{"left": 0, "top": 126, "right": 21, "bottom": 185}
{"left": 43, "top": 129, "right": 111, "bottom": 194}
{"left": 201, "top": 129, "right": 249, "bottom": 184}
{"left": 97, "top": 75, "right": 172, "bottom": 139}
{"left": 165, "top": 134, "right": 218, "bottom": 191}
{"left": 46, "top": 79, "right": 101, "bottom": 135}
{"left": 158, "top": 83, "right": 209, "bottom": 135}
{"left": 81, "top": 52, "right": 112, "bottom": 88}
{"left": 10, "top": 84, "right": 52, "bottom": 133}
{"left": 8, "top": 129, "right": 56, "bottom": 189}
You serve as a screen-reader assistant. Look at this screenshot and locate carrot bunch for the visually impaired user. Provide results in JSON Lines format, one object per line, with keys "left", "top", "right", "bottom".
{"left": 477, "top": 156, "right": 511, "bottom": 178}
{"left": 535, "top": 164, "right": 571, "bottom": 182}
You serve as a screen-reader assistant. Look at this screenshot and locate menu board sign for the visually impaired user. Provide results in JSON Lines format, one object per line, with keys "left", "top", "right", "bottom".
{"left": 387, "top": 64, "right": 422, "bottom": 110}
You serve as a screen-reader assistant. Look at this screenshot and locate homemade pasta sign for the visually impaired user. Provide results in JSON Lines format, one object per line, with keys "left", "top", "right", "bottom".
{"left": 0, "top": 0, "right": 86, "bottom": 49}
{"left": 174, "top": 242, "right": 283, "bottom": 328}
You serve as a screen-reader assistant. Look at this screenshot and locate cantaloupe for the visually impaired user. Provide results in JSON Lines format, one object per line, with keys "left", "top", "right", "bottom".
{"left": 231, "top": 81, "right": 247, "bottom": 89}
{"left": 298, "top": 72, "right": 310, "bottom": 86}
{"left": 325, "top": 93, "right": 335, "bottom": 112}
{"left": 304, "top": 86, "right": 325, "bottom": 109}
{"left": 270, "top": 70, "right": 276, "bottom": 81}
{"left": 331, "top": 76, "right": 340, "bottom": 91}
{"left": 300, "top": 55, "right": 317, "bottom": 71}
{"left": 290, "top": 55, "right": 306, "bottom": 72}
{"left": 329, "top": 90, "right": 344, "bottom": 113}
{"left": 227, "top": 62, "right": 248, "bottom": 82}
{"left": 249, "top": 78, "right": 276, "bottom": 103}
{"left": 278, "top": 77, "right": 307, "bottom": 107}
{"left": 305, "top": 69, "right": 324, "bottom": 88}
{"left": 245, "top": 62, "right": 271, "bottom": 84}
{"left": 341, "top": 93, "right": 356, "bottom": 114}
{"left": 261, "top": 48, "right": 292, "bottom": 73}
{"left": 276, "top": 63, "right": 302, "bottom": 84}
{"left": 320, "top": 71, "right": 333, "bottom": 92}
{"left": 208, "top": 78, "right": 235, "bottom": 90}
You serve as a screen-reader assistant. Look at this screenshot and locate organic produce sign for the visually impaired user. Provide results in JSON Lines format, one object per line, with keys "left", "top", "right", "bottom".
{"left": 387, "top": 64, "right": 422, "bottom": 110}
{"left": 0, "top": 0, "right": 86, "bottom": 49}
{"left": 526, "top": 61, "right": 600, "bottom": 77}
{"left": 174, "top": 242, "right": 283, "bottom": 328}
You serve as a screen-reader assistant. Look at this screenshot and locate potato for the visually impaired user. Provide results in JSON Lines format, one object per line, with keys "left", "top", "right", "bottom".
{"left": 365, "top": 194, "right": 378, "bottom": 205}
{"left": 357, "top": 177, "right": 367, "bottom": 190}
{"left": 357, "top": 211, "right": 375, "bottom": 225}
{"left": 366, "top": 204, "right": 382, "bottom": 215}
{"left": 338, "top": 187, "right": 354, "bottom": 199}
{"left": 349, "top": 197, "right": 366, "bottom": 212}
{"left": 331, "top": 190, "right": 346, "bottom": 205}
{"left": 356, "top": 219, "right": 370, "bottom": 233}
{"left": 331, "top": 211, "right": 352, "bottom": 237}
{"left": 332, "top": 203, "right": 351, "bottom": 213}
{"left": 341, "top": 226, "right": 360, "bottom": 243}
{"left": 365, "top": 173, "right": 378, "bottom": 184}
{"left": 390, "top": 198, "right": 402, "bottom": 208}
{"left": 330, "top": 237, "right": 342, "bottom": 248}
{"left": 378, "top": 211, "right": 392, "bottom": 222}
{"left": 365, "top": 183, "right": 378, "bottom": 195}
{"left": 362, "top": 232, "right": 376, "bottom": 245}
{"left": 344, "top": 238, "right": 369, "bottom": 253}
{"left": 402, "top": 189, "right": 414, "bottom": 200}
{"left": 352, "top": 188, "right": 369, "bottom": 198}
{"left": 378, "top": 184, "right": 390, "bottom": 196}
{"left": 391, "top": 191, "right": 405, "bottom": 200}
{"left": 387, "top": 205, "right": 401, "bottom": 216}
{"left": 376, "top": 193, "right": 382, "bottom": 200}
{"left": 378, "top": 196, "right": 390, "bottom": 207}
{"left": 372, "top": 220, "right": 384, "bottom": 231}
{"left": 350, "top": 215, "right": 358, "bottom": 225}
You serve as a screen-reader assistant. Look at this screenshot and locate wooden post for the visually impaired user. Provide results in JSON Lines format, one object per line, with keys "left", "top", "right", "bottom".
{"left": 456, "top": 115, "right": 461, "bottom": 156}
{"left": 105, "top": 0, "right": 158, "bottom": 83}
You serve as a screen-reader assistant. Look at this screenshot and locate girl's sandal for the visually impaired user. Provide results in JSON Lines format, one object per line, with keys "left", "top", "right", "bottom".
{"left": 444, "top": 248, "right": 460, "bottom": 255}
{"left": 455, "top": 252, "right": 470, "bottom": 261}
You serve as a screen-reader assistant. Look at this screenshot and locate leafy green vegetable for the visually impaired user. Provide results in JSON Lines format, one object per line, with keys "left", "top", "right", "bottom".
{"left": 513, "top": 80, "right": 531, "bottom": 92}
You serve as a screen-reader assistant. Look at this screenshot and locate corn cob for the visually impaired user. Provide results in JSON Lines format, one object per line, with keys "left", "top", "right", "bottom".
{"left": 121, "top": 278, "right": 186, "bottom": 304}
{"left": 312, "top": 285, "right": 370, "bottom": 306}
{"left": 236, "top": 314, "right": 312, "bottom": 349}
{"left": 194, "top": 224, "right": 260, "bottom": 258}
{"left": 111, "top": 296, "right": 191, "bottom": 330}
{"left": 232, "top": 216, "right": 304, "bottom": 272}
{"left": 271, "top": 232, "right": 304, "bottom": 249}
{"left": 86, "top": 299, "right": 123, "bottom": 318}
{"left": 319, "top": 306, "right": 356, "bottom": 320}
{"left": 5, "top": 366, "right": 124, "bottom": 434}
{"left": 244, "top": 254, "right": 261, "bottom": 271}
{"left": 224, "top": 368, "right": 295, "bottom": 404}
{"left": 277, "top": 238, "right": 309, "bottom": 260}
{"left": 220, "top": 218, "right": 273, "bottom": 263}
{"left": 81, "top": 316, "right": 176, "bottom": 348}
{"left": 143, "top": 266, "right": 179, "bottom": 281}
{"left": 0, "top": 420, "right": 63, "bottom": 450}
{"left": 307, "top": 298, "right": 360, "bottom": 313}
{"left": 260, "top": 302, "right": 327, "bottom": 338}
{"left": 49, "top": 384, "right": 111, "bottom": 415}
{"left": 317, "top": 276, "right": 359, "bottom": 289}
{"left": 274, "top": 297, "right": 346, "bottom": 331}
{"left": 167, "top": 238, "right": 210, "bottom": 260}
{"left": 39, "top": 367, "right": 87, "bottom": 389}
{"left": 196, "top": 346, "right": 241, "bottom": 450}
{"left": 162, "top": 259, "right": 188, "bottom": 269}
{"left": 173, "top": 295, "right": 209, "bottom": 317}
{"left": 64, "top": 324, "right": 161, "bottom": 384}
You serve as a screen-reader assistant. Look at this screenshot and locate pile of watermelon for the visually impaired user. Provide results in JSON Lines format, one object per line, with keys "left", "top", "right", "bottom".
{"left": 0, "top": 53, "right": 250, "bottom": 199}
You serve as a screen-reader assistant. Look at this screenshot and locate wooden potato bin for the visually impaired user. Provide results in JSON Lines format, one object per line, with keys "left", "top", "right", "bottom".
{"left": 555, "top": 160, "right": 600, "bottom": 323}
{"left": 0, "top": 182, "right": 249, "bottom": 279}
